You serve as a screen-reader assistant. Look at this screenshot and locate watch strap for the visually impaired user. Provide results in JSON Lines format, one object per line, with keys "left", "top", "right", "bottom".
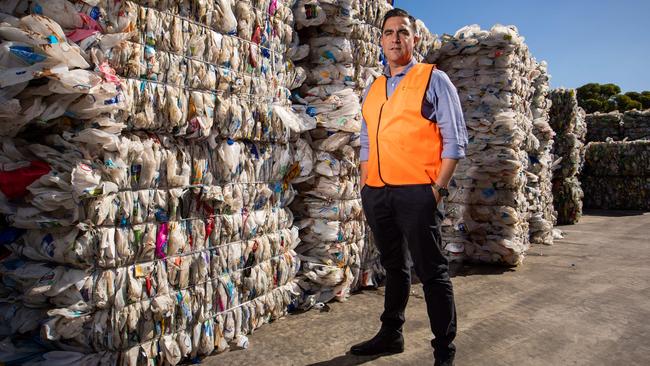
{"left": 431, "top": 182, "right": 449, "bottom": 197}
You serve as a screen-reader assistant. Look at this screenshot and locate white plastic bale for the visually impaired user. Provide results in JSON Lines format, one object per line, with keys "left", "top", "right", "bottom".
{"left": 549, "top": 89, "right": 587, "bottom": 224}
{"left": 3, "top": 197, "right": 297, "bottom": 358}
{"left": 1, "top": 134, "right": 299, "bottom": 215}
{"left": 37, "top": 256, "right": 299, "bottom": 349}
{"left": 8, "top": 284, "right": 298, "bottom": 364}
{"left": 298, "top": 87, "right": 362, "bottom": 132}
{"left": 0, "top": 16, "right": 124, "bottom": 136}
{"left": 585, "top": 111, "right": 623, "bottom": 142}
{"left": 290, "top": 0, "right": 434, "bottom": 301}
{"left": 288, "top": 0, "right": 439, "bottom": 300}
{"left": 288, "top": 1, "right": 367, "bottom": 304}
{"left": 582, "top": 140, "right": 650, "bottom": 211}
{"left": 621, "top": 110, "right": 650, "bottom": 140}
{"left": 0, "top": 0, "right": 305, "bottom": 363}
{"left": 428, "top": 24, "right": 545, "bottom": 265}
{"left": 525, "top": 62, "right": 555, "bottom": 245}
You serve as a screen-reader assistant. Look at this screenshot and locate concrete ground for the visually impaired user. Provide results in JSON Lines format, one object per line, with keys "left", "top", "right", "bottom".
{"left": 204, "top": 210, "right": 650, "bottom": 366}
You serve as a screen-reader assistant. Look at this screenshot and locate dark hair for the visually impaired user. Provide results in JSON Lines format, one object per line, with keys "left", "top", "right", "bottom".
{"left": 381, "top": 8, "right": 417, "bottom": 33}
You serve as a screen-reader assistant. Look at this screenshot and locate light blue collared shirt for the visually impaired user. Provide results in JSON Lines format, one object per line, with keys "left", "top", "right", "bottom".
{"left": 360, "top": 58, "right": 468, "bottom": 161}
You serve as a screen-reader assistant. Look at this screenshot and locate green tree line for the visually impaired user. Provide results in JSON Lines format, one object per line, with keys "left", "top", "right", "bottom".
{"left": 576, "top": 83, "right": 650, "bottom": 113}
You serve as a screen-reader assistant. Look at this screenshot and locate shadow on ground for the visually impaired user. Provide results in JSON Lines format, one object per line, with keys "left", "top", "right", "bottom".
{"left": 305, "top": 352, "right": 383, "bottom": 366}
{"left": 369, "top": 262, "right": 517, "bottom": 288}
{"left": 448, "top": 262, "right": 516, "bottom": 277}
{"left": 582, "top": 209, "right": 646, "bottom": 217}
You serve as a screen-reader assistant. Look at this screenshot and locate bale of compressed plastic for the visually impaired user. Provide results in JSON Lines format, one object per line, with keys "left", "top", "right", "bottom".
{"left": 552, "top": 177, "right": 584, "bottom": 224}
{"left": 428, "top": 24, "right": 544, "bottom": 265}
{"left": 582, "top": 175, "right": 650, "bottom": 210}
{"left": 582, "top": 140, "right": 650, "bottom": 211}
{"left": 621, "top": 109, "right": 650, "bottom": 141}
{"left": 525, "top": 62, "right": 555, "bottom": 245}
{"left": 291, "top": 0, "right": 362, "bottom": 306}
{"left": 290, "top": 0, "right": 435, "bottom": 299}
{"left": 291, "top": 0, "right": 386, "bottom": 305}
{"left": 585, "top": 112, "right": 622, "bottom": 142}
{"left": 549, "top": 88, "right": 587, "bottom": 224}
{"left": 584, "top": 140, "right": 650, "bottom": 177}
{"left": 582, "top": 109, "right": 649, "bottom": 211}
{"left": 0, "top": 0, "right": 304, "bottom": 363}
{"left": 0, "top": 13, "right": 124, "bottom": 136}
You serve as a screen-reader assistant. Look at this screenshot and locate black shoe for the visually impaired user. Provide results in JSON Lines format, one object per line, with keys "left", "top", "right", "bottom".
{"left": 350, "top": 330, "right": 404, "bottom": 356}
{"left": 434, "top": 352, "right": 455, "bottom": 366}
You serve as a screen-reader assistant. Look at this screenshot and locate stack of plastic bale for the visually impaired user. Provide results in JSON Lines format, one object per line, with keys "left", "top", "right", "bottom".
{"left": 348, "top": 3, "right": 383, "bottom": 94}
{"left": 289, "top": 0, "right": 365, "bottom": 306}
{"left": 0, "top": 9, "right": 124, "bottom": 365}
{"left": 290, "top": 2, "right": 440, "bottom": 300}
{"left": 414, "top": 19, "right": 439, "bottom": 62}
{"left": 294, "top": 0, "right": 433, "bottom": 302}
{"left": 582, "top": 140, "right": 650, "bottom": 210}
{"left": 0, "top": 4, "right": 125, "bottom": 364}
{"left": 426, "top": 25, "right": 540, "bottom": 265}
{"left": 585, "top": 111, "right": 622, "bottom": 142}
{"left": 549, "top": 89, "right": 587, "bottom": 224}
{"left": 346, "top": 0, "right": 391, "bottom": 291}
{"left": 0, "top": 0, "right": 304, "bottom": 364}
{"left": 621, "top": 109, "right": 650, "bottom": 140}
{"left": 524, "top": 62, "right": 555, "bottom": 244}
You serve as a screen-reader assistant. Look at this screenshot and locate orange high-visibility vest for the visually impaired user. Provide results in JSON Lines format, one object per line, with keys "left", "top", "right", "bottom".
{"left": 362, "top": 63, "right": 443, "bottom": 187}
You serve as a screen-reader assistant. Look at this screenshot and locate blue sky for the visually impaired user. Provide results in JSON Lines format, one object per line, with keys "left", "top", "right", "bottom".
{"left": 394, "top": 0, "right": 650, "bottom": 93}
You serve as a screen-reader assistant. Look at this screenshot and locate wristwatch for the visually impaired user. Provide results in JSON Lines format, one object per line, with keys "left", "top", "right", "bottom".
{"left": 431, "top": 182, "right": 449, "bottom": 198}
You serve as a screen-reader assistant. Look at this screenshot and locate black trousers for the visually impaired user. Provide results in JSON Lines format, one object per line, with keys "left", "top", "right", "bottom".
{"left": 361, "top": 184, "right": 457, "bottom": 359}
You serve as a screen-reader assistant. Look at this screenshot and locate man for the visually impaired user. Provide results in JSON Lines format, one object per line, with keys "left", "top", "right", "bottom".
{"left": 350, "top": 8, "right": 468, "bottom": 366}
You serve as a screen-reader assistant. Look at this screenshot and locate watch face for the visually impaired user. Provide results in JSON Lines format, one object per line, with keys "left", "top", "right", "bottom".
{"left": 439, "top": 188, "right": 449, "bottom": 197}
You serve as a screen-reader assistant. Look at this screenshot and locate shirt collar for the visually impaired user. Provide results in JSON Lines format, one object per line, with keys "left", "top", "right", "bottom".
{"left": 383, "top": 57, "right": 417, "bottom": 78}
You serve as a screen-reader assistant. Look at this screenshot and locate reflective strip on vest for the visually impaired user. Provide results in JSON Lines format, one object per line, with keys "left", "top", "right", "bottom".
{"left": 362, "top": 63, "right": 443, "bottom": 187}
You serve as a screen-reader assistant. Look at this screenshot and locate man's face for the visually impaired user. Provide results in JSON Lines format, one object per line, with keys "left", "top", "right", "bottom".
{"left": 381, "top": 16, "right": 419, "bottom": 66}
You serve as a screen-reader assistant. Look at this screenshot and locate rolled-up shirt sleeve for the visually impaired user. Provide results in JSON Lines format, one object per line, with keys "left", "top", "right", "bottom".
{"left": 428, "top": 70, "right": 468, "bottom": 159}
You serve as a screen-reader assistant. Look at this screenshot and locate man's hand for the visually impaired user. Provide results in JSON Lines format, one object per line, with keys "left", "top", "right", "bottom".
{"left": 360, "top": 161, "right": 368, "bottom": 188}
{"left": 431, "top": 159, "right": 460, "bottom": 204}
{"left": 431, "top": 186, "right": 441, "bottom": 203}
